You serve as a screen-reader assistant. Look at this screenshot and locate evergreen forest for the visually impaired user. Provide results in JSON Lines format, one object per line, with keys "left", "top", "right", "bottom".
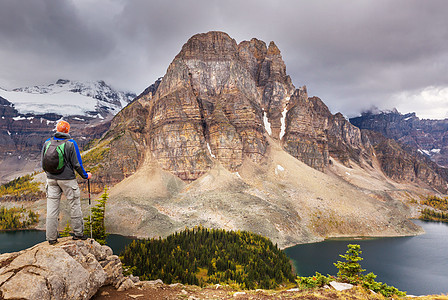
{"left": 0, "top": 206, "right": 39, "bottom": 230}
{"left": 421, "top": 195, "right": 448, "bottom": 211}
{"left": 0, "top": 174, "right": 43, "bottom": 200}
{"left": 420, "top": 195, "right": 448, "bottom": 222}
{"left": 420, "top": 208, "right": 448, "bottom": 223}
{"left": 120, "top": 227, "right": 295, "bottom": 289}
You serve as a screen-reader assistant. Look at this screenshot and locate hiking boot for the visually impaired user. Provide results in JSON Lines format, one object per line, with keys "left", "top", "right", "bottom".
{"left": 48, "top": 239, "right": 58, "bottom": 245}
{"left": 72, "top": 235, "right": 88, "bottom": 240}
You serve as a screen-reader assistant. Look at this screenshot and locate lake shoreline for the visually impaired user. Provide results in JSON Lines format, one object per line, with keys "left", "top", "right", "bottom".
{"left": 0, "top": 226, "right": 40, "bottom": 232}
{"left": 284, "top": 220, "right": 448, "bottom": 295}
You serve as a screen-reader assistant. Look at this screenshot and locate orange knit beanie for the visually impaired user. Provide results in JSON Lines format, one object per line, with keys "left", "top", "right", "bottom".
{"left": 56, "top": 120, "right": 70, "bottom": 133}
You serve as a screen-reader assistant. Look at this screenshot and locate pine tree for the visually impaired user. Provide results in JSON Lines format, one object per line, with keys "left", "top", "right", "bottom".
{"left": 334, "top": 244, "right": 366, "bottom": 284}
{"left": 60, "top": 221, "right": 72, "bottom": 237}
{"left": 84, "top": 187, "right": 109, "bottom": 244}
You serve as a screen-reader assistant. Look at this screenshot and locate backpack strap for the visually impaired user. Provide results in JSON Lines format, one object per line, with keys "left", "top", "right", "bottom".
{"left": 52, "top": 137, "right": 71, "bottom": 170}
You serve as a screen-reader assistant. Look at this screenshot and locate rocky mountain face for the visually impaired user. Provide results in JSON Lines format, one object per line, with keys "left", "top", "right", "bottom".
{"left": 97, "top": 33, "right": 296, "bottom": 184}
{"left": 350, "top": 110, "right": 448, "bottom": 193}
{"left": 350, "top": 110, "right": 448, "bottom": 167}
{"left": 363, "top": 130, "right": 448, "bottom": 193}
{"left": 76, "top": 31, "right": 435, "bottom": 247}
{"left": 283, "top": 91, "right": 374, "bottom": 171}
{"left": 0, "top": 80, "right": 135, "bottom": 183}
{"left": 101, "top": 32, "right": 374, "bottom": 182}
{"left": 145, "top": 33, "right": 295, "bottom": 180}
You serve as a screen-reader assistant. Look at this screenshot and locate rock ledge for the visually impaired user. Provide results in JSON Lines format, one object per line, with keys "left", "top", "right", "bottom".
{"left": 0, "top": 237, "right": 136, "bottom": 300}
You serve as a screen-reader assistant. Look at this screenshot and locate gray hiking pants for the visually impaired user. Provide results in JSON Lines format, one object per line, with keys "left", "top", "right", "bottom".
{"left": 46, "top": 178, "right": 84, "bottom": 241}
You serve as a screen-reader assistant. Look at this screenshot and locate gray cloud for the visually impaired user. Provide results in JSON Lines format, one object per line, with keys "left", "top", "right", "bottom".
{"left": 1, "top": 0, "right": 447, "bottom": 119}
{"left": 0, "top": 0, "right": 113, "bottom": 59}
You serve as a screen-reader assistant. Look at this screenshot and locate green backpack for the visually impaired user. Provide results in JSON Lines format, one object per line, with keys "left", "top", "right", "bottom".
{"left": 42, "top": 138, "right": 66, "bottom": 174}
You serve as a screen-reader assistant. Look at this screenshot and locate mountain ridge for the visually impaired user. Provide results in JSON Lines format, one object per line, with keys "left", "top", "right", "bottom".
{"left": 350, "top": 109, "right": 448, "bottom": 168}
{"left": 1, "top": 79, "right": 136, "bottom": 117}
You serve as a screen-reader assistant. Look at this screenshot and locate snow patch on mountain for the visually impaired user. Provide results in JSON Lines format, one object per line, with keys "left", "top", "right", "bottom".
{"left": 279, "top": 107, "right": 288, "bottom": 140}
{"left": 263, "top": 111, "right": 272, "bottom": 135}
{"left": 0, "top": 79, "right": 136, "bottom": 117}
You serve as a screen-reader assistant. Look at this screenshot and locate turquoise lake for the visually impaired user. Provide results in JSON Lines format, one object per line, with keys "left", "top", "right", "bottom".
{"left": 284, "top": 220, "right": 448, "bottom": 295}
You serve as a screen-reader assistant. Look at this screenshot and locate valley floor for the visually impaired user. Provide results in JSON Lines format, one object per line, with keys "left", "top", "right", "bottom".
{"left": 92, "top": 282, "right": 448, "bottom": 300}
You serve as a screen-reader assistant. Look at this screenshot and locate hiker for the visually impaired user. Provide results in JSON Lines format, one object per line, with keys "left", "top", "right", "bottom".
{"left": 41, "top": 120, "right": 91, "bottom": 245}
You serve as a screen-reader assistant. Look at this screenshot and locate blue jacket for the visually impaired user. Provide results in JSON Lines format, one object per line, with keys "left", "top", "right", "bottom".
{"left": 42, "top": 132, "right": 89, "bottom": 180}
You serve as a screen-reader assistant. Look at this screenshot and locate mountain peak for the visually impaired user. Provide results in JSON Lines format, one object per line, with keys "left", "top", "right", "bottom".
{"left": 267, "top": 41, "right": 281, "bottom": 55}
{"left": 1, "top": 79, "right": 136, "bottom": 117}
{"left": 177, "top": 31, "right": 238, "bottom": 60}
{"left": 56, "top": 79, "right": 70, "bottom": 85}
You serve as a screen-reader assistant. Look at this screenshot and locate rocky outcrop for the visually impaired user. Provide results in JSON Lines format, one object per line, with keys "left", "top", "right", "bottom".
{"left": 238, "top": 38, "right": 295, "bottom": 140}
{"left": 349, "top": 110, "right": 448, "bottom": 193}
{"left": 91, "top": 100, "right": 148, "bottom": 189}
{"left": 283, "top": 89, "right": 373, "bottom": 171}
{"left": 283, "top": 90, "right": 329, "bottom": 171}
{"left": 0, "top": 237, "right": 134, "bottom": 300}
{"left": 145, "top": 32, "right": 267, "bottom": 180}
{"left": 134, "top": 77, "right": 162, "bottom": 102}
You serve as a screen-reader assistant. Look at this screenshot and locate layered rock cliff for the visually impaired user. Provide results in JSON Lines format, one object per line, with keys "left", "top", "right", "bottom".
{"left": 100, "top": 32, "right": 375, "bottom": 182}
{"left": 146, "top": 32, "right": 287, "bottom": 180}
{"left": 97, "top": 32, "right": 297, "bottom": 183}
{"left": 283, "top": 90, "right": 374, "bottom": 171}
{"left": 362, "top": 130, "right": 448, "bottom": 193}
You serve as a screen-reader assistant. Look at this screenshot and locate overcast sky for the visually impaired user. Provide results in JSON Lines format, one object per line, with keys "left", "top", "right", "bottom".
{"left": 1, "top": 0, "right": 447, "bottom": 119}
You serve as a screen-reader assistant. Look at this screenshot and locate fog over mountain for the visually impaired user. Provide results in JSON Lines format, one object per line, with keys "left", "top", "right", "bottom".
{"left": 1, "top": 0, "right": 448, "bottom": 119}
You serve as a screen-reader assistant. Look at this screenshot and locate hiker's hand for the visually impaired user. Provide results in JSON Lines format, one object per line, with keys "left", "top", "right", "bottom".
{"left": 87, "top": 172, "right": 92, "bottom": 179}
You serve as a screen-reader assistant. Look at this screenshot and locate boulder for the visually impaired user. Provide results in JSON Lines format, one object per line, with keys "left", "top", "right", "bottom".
{"left": 329, "top": 281, "right": 354, "bottom": 291}
{"left": 116, "top": 277, "right": 135, "bottom": 291}
{"left": 0, "top": 237, "right": 125, "bottom": 300}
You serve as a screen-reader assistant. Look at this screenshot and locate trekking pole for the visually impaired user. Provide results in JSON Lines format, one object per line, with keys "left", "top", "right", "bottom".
{"left": 88, "top": 178, "right": 92, "bottom": 239}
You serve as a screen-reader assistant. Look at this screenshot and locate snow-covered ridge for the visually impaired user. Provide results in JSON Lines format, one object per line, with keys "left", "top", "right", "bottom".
{"left": 0, "top": 79, "right": 136, "bottom": 117}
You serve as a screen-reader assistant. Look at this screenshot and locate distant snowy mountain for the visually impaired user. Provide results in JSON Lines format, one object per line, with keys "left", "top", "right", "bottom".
{"left": 0, "top": 79, "right": 136, "bottom": 118}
